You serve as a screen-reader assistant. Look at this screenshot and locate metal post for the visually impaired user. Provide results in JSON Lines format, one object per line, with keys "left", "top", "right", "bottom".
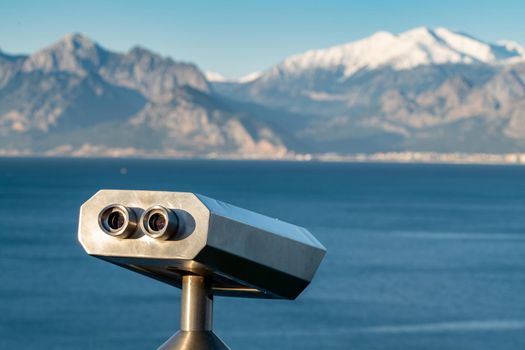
{"left": 181, "top": 275, "right": 213, "bottom": 331}
{"left": 157, "top": 275, "right": 230, "bottom": 350}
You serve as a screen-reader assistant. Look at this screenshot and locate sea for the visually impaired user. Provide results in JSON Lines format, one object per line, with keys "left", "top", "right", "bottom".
{"left": 1, "top": 158, "right": 524, "bottom": 350}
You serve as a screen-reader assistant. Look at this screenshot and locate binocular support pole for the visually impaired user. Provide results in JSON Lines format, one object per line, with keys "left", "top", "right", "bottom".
{"left": 158, "top": 275, "right": 230, "bottom": 350}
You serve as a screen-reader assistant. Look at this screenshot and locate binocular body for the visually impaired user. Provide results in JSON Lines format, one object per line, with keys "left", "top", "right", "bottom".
{"left": 79, "top": 190, "right": 325, "bottom": 299}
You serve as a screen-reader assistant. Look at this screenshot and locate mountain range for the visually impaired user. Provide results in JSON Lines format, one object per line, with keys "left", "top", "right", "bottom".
{"left": 0, "top": 34, "right": 286, "bottom": 158}
{"left": 1, "top": 27, "right": 525, "bottom": 158}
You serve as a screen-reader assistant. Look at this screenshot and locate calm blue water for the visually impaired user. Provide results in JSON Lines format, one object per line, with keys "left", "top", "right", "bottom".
{"left": 1, "top": 158, "right": 525, "bottom": 349}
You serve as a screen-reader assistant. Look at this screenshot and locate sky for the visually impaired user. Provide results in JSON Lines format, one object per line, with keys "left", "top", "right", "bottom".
{"left": 1, "top": 0, "right": 525, "bottom": 78}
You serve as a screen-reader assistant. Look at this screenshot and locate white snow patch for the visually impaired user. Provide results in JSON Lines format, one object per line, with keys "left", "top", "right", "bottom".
{"left": 271, "top": 27, "right": 525, "bottom": 79}
{"left": 204, "top": 70, "right": 227, "bottom": 82}
{"left": 497, "top": 40, "right": 525, "bottom": 56}
{"left": 238, "top": 71, "right": 262, "bottom": 83}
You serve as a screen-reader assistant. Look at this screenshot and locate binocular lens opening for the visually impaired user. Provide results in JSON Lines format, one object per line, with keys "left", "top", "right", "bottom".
{"left": 108, "top": 211, "right": 125, "bottom": 230}
{"left": 99, "top": 204, "right": 137, "bottom": 238}
{"left": 148, "top": 213, "right": 166, "bottom": 232}
{"left": 141, "top": 206, "right": 179, "bottom": 240}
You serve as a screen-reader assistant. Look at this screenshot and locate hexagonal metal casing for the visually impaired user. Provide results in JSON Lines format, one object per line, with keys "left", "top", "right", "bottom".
{"left": 78, "top": 190, "right": 326, "bottom": 299}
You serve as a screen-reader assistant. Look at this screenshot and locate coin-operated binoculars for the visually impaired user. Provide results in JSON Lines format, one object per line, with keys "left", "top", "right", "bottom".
{"left": 78, "top": 190, "right": 326, "bottom": 350}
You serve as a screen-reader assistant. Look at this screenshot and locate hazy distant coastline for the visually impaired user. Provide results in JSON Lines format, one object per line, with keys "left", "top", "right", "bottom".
{"left": 3, "top": 148, "right": 525, "bottom": 166}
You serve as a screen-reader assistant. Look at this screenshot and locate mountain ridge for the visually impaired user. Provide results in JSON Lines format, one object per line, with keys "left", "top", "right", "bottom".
{"left": 232, "top": 27, "right": 525, "bottom": 84}
{"left": 0, "top": 33, "right": 288, "bottom": 158}
{"left": 2, "top": 28, "right": 525, "bottom": 158}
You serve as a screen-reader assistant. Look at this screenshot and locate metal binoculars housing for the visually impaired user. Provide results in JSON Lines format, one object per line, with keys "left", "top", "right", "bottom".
{"left": 78, "top": 190, "right": 326, "bottom": 349}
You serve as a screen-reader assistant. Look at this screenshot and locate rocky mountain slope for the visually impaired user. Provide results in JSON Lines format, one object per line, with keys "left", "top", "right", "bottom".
{"left": 0, "top": 34, "right": 287, "bottom": 157}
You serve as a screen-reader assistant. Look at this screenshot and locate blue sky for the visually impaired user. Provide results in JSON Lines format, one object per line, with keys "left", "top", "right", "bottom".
{"left": 1, "top": 0, "right": 524, "bottom": 78}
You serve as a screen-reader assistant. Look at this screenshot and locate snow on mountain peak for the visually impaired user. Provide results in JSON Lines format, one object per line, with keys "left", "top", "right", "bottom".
{"left": 205, "top": 70, "right": 262, "bottom": 84}
{"left": 497, "top": 40, "right": 525, "bottom": 57}
{"left": 238, "top": 71, "right": 262, "bottom": 83}
{"left": 276, "top": 27, "right": 525, "bottom": 79}
{"left": 205, "top": 70, "right": 227, "bottom": 82}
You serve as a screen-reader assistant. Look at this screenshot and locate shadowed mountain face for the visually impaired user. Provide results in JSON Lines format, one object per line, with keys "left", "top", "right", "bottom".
{"left": 2, "top": 28, "right": 525, "bottom": 157}
{"left": 0, "top": 34, "right": 287, "bottom": 157}
{"left": 213, "top": 27, "right": 525, "bottom": 153}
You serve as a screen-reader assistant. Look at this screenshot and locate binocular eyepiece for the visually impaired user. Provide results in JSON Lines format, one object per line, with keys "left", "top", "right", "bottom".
{"left": 141, "top": 205, "right": 180, "bottom": 240}
{"left": 98, "top": 204, "right": 136, "bottom": 238}
{"left": 99, "top": 204, "right": 180, "bottom": 240}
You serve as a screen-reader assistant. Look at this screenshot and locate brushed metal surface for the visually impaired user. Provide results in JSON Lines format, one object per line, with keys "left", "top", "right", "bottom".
{"left": 156, "top": 275, "right": 225, "bottom": 350}
{"left": 181, "top": 275, "right": 213, "bottom": 331}
{"left": 157, "top": 331, "right": 230, "bottom": 350}
{"left": 78, "top": 189, "right": 326, "bottom": 299}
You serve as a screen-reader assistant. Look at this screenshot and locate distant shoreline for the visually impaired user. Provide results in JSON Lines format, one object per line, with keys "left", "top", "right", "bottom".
{"left": 2, "top": 151, "right": 525, "bottom": 166}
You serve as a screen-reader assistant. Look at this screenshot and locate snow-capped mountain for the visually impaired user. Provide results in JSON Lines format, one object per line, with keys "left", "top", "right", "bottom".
{"left": 213, "top": 27, "right": 525, "bottom": 154}
{"left": 259, "top": 27, "right": 525, "bottom": 80}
